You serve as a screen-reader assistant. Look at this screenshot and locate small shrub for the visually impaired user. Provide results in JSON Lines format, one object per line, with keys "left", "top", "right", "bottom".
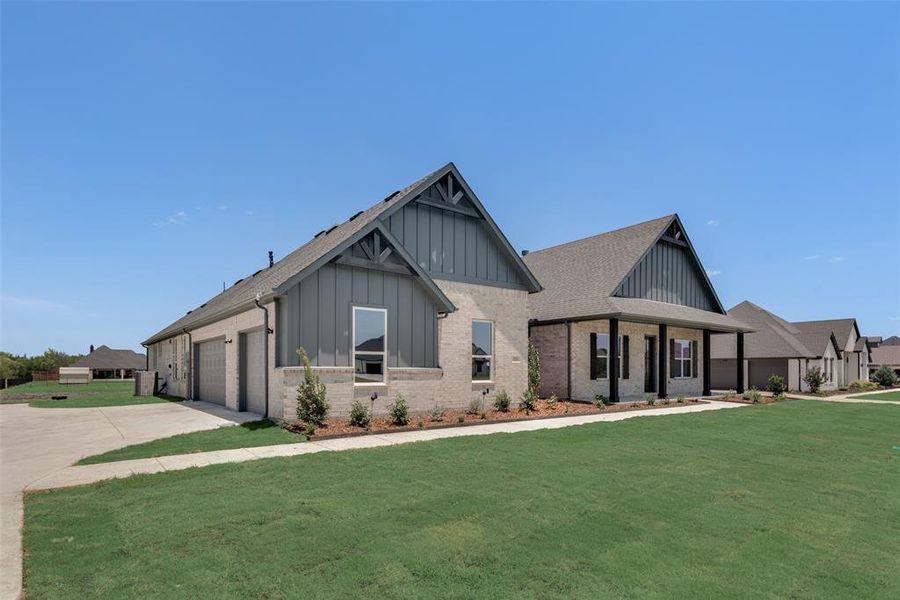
{"left": 295, "top": 348, "right": 329, "bottom": 426}
{"left": 724, "top": 389, "right": 736, "bottom": 401}
{"left": 527, "top": 339, "right": 541, "bottom": 394}
{"left": 743, "top": 387, "right": 762, "bottom": 403}
{"left": 494, "top": 390, "right": 511, "bottom": 412}
{"left": 676, "top": 394, "right": 686, "bottom": 404}
{"left": 304, "top": 422, "right": 317, "bottom": 438}
{"left": 849, "top": 379, "right": 877, "bottom": 392}
{"left": 593, "top": 394, "right": 609, "bottom": 408}
{"left": 457, "top": 415, "right": 465, "bottom": 424}
{"left": 388, "top": 394, "right": 409, "bottom": 426}
{"left": 766, "top": 375, "right": 786, "bottom": 397}
{"left": 546, "top": 393, "right": 559, "bottom": 410}
{"left": 348, "top": 399, "right": 371, "bottom": 428}
{"left": 430, "top": 407, "right": 445, "bottom": 422}
{"left": 519, "top": 389, "right": 538, "bottom": 413}
{"left": 872, "top": 365, "right": 898, "bottom": 387}
{"left": 479, "top": 411, "right": 487, "bottom": 420}
{"left": 467, "top": 397, "right": 482, "bottom": 415}
{"left": 417, "top": 420, "right": 424, "bottom": 429}
{"left": 803, "top": 367, "right": 826, "bottom": 394}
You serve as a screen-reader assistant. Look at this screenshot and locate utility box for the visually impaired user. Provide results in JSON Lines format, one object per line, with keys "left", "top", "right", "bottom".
{"left": 134, "top": 371, "right": 158, "bottom": 396}
{"left": 59, "top": 367, "right": 91, "bottom": 385}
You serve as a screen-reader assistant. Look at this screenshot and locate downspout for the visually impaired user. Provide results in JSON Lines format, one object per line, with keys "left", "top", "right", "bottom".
{"left": 255, "top": 296, "right": 270, "bottom": 418}
{"left": 181, "top": 328, "right": 192, "bottom": 400}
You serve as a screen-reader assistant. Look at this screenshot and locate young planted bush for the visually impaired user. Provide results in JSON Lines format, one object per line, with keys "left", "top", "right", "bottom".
{"left": 430, "top": 406, "right": 445, "bottom": 422}
{"left": 528, "top": 340, "right": 541, "bottom": 394}
{"left": 295, "top": 348, "right": 329, "bottom": 426}
{"left": 467, "top": 397, "right": 482, "bottom": 415}
{"left": 676, "top": 394, "right": 686, "bottom": 404}
{"left": 493, "top": 390, "right": 511, "bottom": 412}
{"left": 348, "top": 399, "right": 371, "bottom": 428}
{"left": 767, "top": 374, "right": 786, "bottom": 397}
{"left": 645, "top": 394, "right": 656, "bottom": 406}
{"left": 594, "top": 394, "right": 609, "bottom": 408}
{"left": 388, "top": 394, "right": 409, "bottom": 426}
{"left": 519, "top": 389, "right": 538, "bottom": 414}
{"left": 803, "top": 367, "right": 826, "bottom": 394}
{"left": 871, "top": 365, "right": 898, "bottom": 387}
{"left": 546, "top": 393, "right": 559, "bottom": 410}
{"left": 849, "top": 379, "right": 878, "bottom": 392}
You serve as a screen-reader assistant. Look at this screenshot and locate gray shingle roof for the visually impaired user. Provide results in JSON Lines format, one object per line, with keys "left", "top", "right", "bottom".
{"left": 144, "top": 165, "right": 446, "bottom": 345}
{"left": 71, "top": 346, "right": 146, "bottom": 370}
{"left": 871, "top": 345, "right": 900, "bottom": 366}
{"left": 523, "top": 215, "right": 750, "bottom": 332}
{"left": 710, "top": 301, "right": 843, "bottom": 359}
{"left": 792, "top": 318, "right": 858, "bottom": 350}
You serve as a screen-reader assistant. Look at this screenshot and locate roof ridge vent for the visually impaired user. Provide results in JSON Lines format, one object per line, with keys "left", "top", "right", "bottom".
{"left": 383, "top": 190, "right": 400, "bottom": 203}
{"left": 325, "top": 224, "right": 338, "bottom": 235}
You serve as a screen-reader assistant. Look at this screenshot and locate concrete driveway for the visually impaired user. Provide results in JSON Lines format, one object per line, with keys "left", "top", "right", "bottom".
{"left": 0, "top": 400, "right": 260, "bottom": 600}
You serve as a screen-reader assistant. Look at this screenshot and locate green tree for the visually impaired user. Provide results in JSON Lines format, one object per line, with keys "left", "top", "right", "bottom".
{"left": 0, "top": 353, "right": 26, "bottom": 379}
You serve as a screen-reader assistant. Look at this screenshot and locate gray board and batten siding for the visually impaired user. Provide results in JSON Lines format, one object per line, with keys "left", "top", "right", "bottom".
{"left": 276, "top": 180, "right": 528, "bottom": 369}
{"left": 614, "top": 236, "right": 719, "bottom": 312}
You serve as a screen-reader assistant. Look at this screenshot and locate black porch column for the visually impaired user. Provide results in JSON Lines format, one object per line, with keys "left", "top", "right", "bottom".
{"left": 736, "top": 331, "right": 745, "bottom": 393}
{"left": 609, "top": 318, "right": 619, "bottom": 403}
{"left": 658, "top": 323, "right": 667, "bottom": 399}
{"left": 702, "top": 329, "right": 711, "bottom": 396}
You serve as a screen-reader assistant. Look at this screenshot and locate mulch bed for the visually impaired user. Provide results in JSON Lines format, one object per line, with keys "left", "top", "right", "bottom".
{"left": 284, "top": 397, "right": 706, "bottom": 440}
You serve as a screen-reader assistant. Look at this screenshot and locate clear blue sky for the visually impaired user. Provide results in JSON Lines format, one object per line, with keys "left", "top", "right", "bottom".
{"left": 2, "top": 1, "right": 898, "bottom": 356}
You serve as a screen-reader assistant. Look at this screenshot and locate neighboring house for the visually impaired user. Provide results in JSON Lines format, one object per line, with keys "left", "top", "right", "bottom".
{"left": 144, "top": 163, "right": 541, "bottom": 418}
{"left": 70, "top": 345, "right": 146, "bottom": 380}
{"left": 710, "top": 302, "right": 868, "bottom": 391}
{"left": 792, "top": 318, "right": 870, "bottom": 387}
{"left": 880, "top": 335, "right": 900, "bottom": 346}
{"left": 865, "top": 336, "right": 883, "bottom": 349}
{"left": 869, "top": 345, "right": 900, "bottom": 378}
{"left": 523, "top": 215, "right": 752, "bottom": 402}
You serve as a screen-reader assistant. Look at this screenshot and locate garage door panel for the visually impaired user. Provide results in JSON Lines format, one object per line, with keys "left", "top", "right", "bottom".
{"left": 196, "top": 339, "right": 226, "bottom": 405}
{"left": 748, "top": 359, "right": 789, "bottom": 391}
{"left": 240, "top": 329, "right": 266, "bottom": 415}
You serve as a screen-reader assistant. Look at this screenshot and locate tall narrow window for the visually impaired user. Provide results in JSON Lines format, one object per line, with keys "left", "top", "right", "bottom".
{"left": 472, "top": 320, "right": 493, "bottom": 381}
{"left": 673, "top": 339, "right": 692, "bottom": 378}
{"left": 591, "top": 333, "right": 610, "bottom": 379}
{"left": 353, "top": 306, "right": 387, "bottom": 384}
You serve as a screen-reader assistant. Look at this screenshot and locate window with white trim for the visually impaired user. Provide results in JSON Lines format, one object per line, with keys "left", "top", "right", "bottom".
{"left": 673, "top": 339, "right": 692, "bottom": 378}
{"left": 472, "top": 320, "right": 493, "bottom": 381}
{"left": 353, "top": 306, "right": 387, "bottom": 384}
{"left": 593, "top": 333, "right": 609, "bottom": 379}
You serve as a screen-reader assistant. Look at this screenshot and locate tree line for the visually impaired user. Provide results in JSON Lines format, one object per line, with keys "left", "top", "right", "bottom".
{"left": 0, "top": 349, "right": 86, "bottom": 379}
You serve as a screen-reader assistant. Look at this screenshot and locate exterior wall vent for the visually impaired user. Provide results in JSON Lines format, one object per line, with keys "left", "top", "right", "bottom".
{"left": 348, "top": 210, "right": 364, "bottom": 221}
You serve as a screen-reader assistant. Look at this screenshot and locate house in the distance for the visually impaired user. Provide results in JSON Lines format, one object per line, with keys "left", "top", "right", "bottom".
{"left": 143, "top": 163, "right": 541, "bottom": 418}
{"left": 869, "top": 345, "right": 900, "bottom": 379}
{"left": 70, "top": 345, "right": 146, "bottom": 380}
{"left": 524, "top": 215, "right": 752, "bottom": 402}
{"left": 710, "top": 302, "right": 869, "bottom": 391}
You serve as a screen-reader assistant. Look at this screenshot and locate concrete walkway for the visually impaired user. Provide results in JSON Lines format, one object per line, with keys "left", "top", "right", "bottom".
{"left": 27, "top": 401, "right": 747, "bottom": 492}
{"left": 0, "top": 400, "right": 260, "bottom": 600}
{"left": 788, "top": 388, "right": 900, "bottom": 404}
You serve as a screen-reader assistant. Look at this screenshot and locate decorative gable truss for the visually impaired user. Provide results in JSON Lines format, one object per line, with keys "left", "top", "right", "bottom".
{"left": 334, "top": 230, "right": 410, "bottom": 276}
{"left": 613, "top": 216, "right": 725, "bottom": 314}
{"left": 413, "top": 171, "right": 480, "bottom": 216}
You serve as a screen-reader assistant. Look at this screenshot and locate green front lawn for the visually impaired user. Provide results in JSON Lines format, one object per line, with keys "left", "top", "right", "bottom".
{"left": 77, "top": 420, "right": 301, "bottom": 465}
{"left": 25, "top": 401, "right": 900, "bottom": 598}
{"left": 0, "top": 380, "right": 179, "bottom": 408}
{"left": 849, "top": 390, "right": 900, "bottom": 401}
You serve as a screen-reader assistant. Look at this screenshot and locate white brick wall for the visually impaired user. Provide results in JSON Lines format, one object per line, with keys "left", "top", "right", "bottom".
{"left": 531, "top": 319, "right": 705, "bottom": 401}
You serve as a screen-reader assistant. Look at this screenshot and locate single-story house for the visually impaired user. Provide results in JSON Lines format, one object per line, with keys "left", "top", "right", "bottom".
{"left": 70, "top": 345, "right": 146, "bottom": 379}
{"left": 523, "top": 215, "right": 752, "bottom": 402}
{"left": 144, "top": 163, "right": 542, "bottom": 418}
{"left": 709, "top": 302, "right": 869, "bottom": 391}
{"left": 869, "top": 345, "right": 900, "bottom": 378}
{"left": 865, "top": 336, "right": 883, "bottom": 349}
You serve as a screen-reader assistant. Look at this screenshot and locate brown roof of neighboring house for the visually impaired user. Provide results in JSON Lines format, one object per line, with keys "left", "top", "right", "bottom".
{"left": 792, "top": 318, "right": 859, "bottom": 351}
{"left": 871, "top": 345, "right": 900, "bottom": 366}
{"left": 71, "top": 346, "right": 146, "bottom": 370}
{"left": 143, "top": 163, "right": 541, "bottom": 346}
{"left": 710, "top": 301, "right": 842, "bottom": 360}
{"left": 523, "top": 215, "right": 751, "bottom": 332}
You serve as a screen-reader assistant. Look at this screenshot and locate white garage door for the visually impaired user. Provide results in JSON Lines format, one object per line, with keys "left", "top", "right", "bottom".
{"left": 240, "top": 329, "right": 266, "bottom": 415}
{"left": 196, "top": 339, "right": 226, "bottom": 405}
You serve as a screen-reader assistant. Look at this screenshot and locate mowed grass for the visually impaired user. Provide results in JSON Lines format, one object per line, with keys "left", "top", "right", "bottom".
{"left": 77, "top": 420, "right": 301, "bottom": 465}
{"left": 0, "top": 380, "right": 179, "bottom": 408}
{"left": 849, "top": 390, "right": 900, "bottom": 401}
{"left": 25, "top": 401, "right": 900, "bottom": 599}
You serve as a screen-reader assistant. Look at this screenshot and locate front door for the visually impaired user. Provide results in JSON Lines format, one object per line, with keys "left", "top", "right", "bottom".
{"left": 644, "top": 336, "right": 656, "bottom": 393}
